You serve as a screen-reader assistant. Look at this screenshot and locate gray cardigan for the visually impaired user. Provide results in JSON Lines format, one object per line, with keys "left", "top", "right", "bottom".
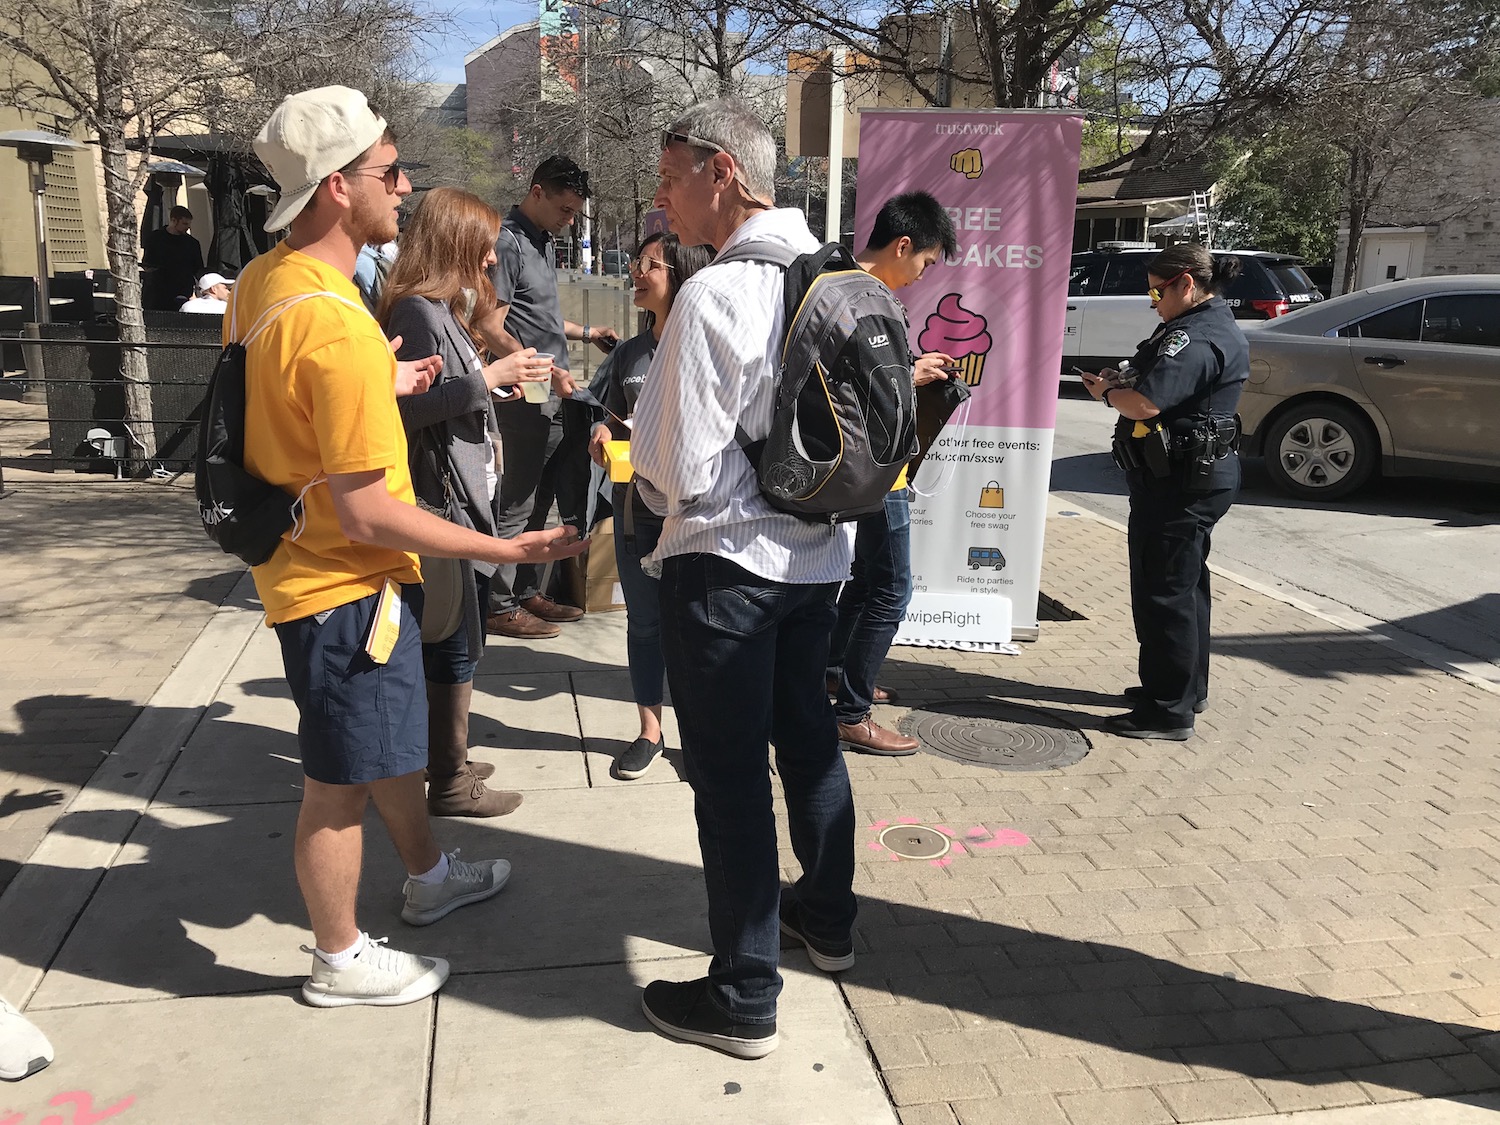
{"left": 389, "top": 295, "right": 499, "bottom": 556}
{"left": 389, "top": 296, "right": 500, "bottom": 662}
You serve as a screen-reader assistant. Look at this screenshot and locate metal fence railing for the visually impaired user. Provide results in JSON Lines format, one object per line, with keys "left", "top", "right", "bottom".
{"left": 1, "top": 335, "right": 219, "bottom": 475}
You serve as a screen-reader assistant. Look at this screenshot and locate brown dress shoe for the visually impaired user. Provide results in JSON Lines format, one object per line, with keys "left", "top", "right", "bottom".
{"left": 487, "top": 608, "right": 561, "bottom": 639}
{"left": 521, "top": 594, "right": 584, "bottom": 623}
{"left": 825, "top": 674, "right": 896, "bottom": 704}
{"left": 837, "top": 717, "right": 919, "bottom": 757}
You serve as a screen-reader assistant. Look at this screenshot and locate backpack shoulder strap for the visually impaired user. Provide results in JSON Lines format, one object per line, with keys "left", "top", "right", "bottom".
{"left": 237, "top": 290, "right": 370, "bottom": 349}
{"left": 714, "top": 239, "right": 801, "bottom": 269}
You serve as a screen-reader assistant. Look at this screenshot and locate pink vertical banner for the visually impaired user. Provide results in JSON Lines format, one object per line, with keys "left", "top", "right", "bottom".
{"left": 854, "top": 110, "right": 1082, "bottom": 644}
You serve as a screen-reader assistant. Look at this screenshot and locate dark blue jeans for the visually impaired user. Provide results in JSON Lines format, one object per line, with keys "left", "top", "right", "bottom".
{"left": 658, "top": 553, "right": 857, "bottom": 1022}
{"left": 828, "top": 491, "right": 913, "bottom": 724}
{"left": 612, "top": 494, "right": 665, "bottom": 708}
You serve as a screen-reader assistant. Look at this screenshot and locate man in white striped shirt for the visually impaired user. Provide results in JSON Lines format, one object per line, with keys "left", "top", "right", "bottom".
{"left": 630, "top": 98, "right": 858, "bottom": 1060}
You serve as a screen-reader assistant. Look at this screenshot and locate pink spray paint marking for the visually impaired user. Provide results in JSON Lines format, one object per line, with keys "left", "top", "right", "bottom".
{"left": 870, "top": 820, "right": 890, "bottom": 832}
{"left": 897, "top": 817, "right": 919, "bottom": 825}
{"left": 36, "top": 1092, "right": 135, "bottom": 1125}
{"left": 935, "top": 825, "right": 956, "bottom": 837}
{"left": 930, "top": 856, "right": 955, "bottom": 868}
{"left": 968, "top": 828, "right": 1031, "bottom": 849}
{"left": 866, "top": 841, "right": 884, "bottom": 851}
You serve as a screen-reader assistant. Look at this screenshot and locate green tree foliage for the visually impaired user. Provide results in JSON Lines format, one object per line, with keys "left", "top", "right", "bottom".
{"left": 1211, "top": 131, "right": 1342, "bottom": 264}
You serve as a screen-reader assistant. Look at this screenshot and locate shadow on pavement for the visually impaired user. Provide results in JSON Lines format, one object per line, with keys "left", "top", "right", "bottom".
{"left": 1, "top": 693, "right": 1498, "bottom": 1099}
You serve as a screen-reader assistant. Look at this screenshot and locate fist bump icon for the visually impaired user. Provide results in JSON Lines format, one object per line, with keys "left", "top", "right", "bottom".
{"left": 950, "top": 147, "right": 983, "bottom": 179}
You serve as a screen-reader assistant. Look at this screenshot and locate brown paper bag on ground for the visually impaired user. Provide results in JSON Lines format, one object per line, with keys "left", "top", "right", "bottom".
{"left": 585, "top": 517, "right": 628, "bottom": 613}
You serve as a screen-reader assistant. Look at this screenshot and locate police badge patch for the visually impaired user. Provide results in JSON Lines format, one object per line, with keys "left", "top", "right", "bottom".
{"left": 1161, "top": 330, "right": 1191, "bottom": 357}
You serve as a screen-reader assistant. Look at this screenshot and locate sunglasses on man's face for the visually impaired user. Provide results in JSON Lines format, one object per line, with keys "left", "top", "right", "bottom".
{"left": 347, "top": 161, "right": 407, "bottom": 192}
{"left": 1148, "top": 270, "right": 1194, "bottom": 303}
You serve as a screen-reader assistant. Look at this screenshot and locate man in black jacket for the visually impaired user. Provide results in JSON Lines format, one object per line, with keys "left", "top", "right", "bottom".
{"left": 141, "top": 206, "right": 204, "bottom": 310}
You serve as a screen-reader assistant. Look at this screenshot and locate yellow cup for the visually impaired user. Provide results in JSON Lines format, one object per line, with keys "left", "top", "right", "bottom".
{"left": 522, "top": 353, "right": 553, "bottom": 404}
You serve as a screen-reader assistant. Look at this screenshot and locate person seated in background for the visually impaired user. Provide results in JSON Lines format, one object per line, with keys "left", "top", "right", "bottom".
{"left": 826, "top": 191, "right": 958, "bottom": 757}
{"left": 586, "top": 232, "right": 712, "bottom": 781}
{"left": 180, "top": 272, "right": 233, "bottom": 314}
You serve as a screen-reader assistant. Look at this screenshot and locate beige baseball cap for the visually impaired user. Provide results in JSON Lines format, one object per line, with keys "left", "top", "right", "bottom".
{"left": 253, "top": 86, "right": 388, "bottom": 233}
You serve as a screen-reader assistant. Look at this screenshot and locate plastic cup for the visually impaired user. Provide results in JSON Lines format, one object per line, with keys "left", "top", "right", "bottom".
{"left": 523, "top": 353, "right": 554, "bottom": 404}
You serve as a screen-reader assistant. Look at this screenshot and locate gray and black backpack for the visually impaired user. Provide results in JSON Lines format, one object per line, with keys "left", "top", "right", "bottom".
{"left": 721, "top": 241, "right": 918, "bottom": 524}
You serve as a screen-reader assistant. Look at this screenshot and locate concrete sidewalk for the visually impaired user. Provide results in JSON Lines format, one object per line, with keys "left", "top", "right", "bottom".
{"left": 4, "top": 494, "right": 1500, "bottom": 1124}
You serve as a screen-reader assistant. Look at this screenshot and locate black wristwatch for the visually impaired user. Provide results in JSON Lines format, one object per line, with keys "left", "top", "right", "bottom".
{"left": 1102, "top": 386, "right": 1119, "bottom": 408}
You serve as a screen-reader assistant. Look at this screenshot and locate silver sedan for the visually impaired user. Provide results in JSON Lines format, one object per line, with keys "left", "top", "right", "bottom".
{"left": 1240, "top": 275, "right": 1500, "bottom": 499}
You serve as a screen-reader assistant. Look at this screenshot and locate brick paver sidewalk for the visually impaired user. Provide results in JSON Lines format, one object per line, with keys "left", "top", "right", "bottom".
{"left": 822, "top": 503, "right": 1500, "bottom": 1124}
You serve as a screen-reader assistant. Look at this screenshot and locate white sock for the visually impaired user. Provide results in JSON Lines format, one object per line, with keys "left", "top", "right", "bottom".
{"left": 411, "top": 852, "right": 450, "bottom": 886}
{"left": 315, "top": 931, "right": 366, "bottom": 968}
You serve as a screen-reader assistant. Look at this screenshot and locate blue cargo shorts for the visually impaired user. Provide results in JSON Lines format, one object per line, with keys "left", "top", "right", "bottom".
{"left": 274, "top": 583, "right": 428, "bottom": 785}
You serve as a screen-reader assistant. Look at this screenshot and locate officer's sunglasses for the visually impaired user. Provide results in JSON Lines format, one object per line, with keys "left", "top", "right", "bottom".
{"left": 1148, "top": 270, "right": 1191, "bottom": 303}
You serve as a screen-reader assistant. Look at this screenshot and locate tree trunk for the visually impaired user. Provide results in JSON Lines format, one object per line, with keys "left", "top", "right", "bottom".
{"left": 1339, "top": 146, "right": 1372, "bottom": 295}
{"left": 98, "top": 125, "right": 159, "bottom": 467}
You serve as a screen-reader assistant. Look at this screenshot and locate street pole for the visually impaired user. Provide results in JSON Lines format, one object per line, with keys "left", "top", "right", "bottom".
{"left": 825, "top": 45, "right": 846, "bottom": 246}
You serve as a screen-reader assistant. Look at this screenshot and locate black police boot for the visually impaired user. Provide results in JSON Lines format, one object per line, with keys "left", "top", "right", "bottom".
{"left": 1104, "top": 709, "right": 1195, "bottom": 741}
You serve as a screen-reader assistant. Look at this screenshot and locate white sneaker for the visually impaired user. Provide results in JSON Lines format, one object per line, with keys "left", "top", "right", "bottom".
{"left": 301, "top": 936, "right": 449, "bottom": 1008}
{"left": 0, "top": 996, "right": 54, "bottom": 1079}
{"left": 402, "top": 850, "right": 511, "bottom": 926}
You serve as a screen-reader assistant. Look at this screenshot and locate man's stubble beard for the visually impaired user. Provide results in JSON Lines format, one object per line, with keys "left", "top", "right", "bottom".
{"left": 352, "top": 192, "right": 399, "bottom": 249}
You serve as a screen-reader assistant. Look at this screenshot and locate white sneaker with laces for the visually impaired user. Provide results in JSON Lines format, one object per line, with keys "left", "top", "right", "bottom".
{"left": 0, "top": 996, "right": 53, "bottom": 1080}
{"left": 301, "top": 935, "right": 449, "bottom": 1008}
{"left": 402, "top": 850, "right": 511, "bottom": 926}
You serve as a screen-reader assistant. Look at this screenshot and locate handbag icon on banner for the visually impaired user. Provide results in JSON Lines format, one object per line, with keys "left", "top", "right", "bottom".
{"left": 979, "top": 481, "right": 1005, "bottom": 509}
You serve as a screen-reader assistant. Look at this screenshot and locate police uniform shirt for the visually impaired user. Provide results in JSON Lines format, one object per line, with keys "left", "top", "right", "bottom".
{"left": 489, "top": 207, "right": 570, "bottom": 390}
{"left": 1115, "top": 296, "right": 1249, "bottom": 486}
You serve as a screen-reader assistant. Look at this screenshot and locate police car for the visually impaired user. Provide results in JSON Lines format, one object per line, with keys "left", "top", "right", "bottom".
{"left": 1063, "top": 244, "right": 1324, "bottom": 376}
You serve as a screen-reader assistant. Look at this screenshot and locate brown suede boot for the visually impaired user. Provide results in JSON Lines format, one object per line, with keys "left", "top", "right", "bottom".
{"left": 425, "top": 681, "right": 524, "bottom": 818}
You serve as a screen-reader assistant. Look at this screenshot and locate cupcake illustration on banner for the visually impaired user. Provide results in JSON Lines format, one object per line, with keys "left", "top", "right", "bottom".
{"left": 919, "top": 293, "right": 993, "bottom": 386}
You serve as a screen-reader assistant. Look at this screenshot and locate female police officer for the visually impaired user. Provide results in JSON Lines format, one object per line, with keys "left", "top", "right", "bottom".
{"left": 1080, "top": 244, "right": 1247, "bottom": 740}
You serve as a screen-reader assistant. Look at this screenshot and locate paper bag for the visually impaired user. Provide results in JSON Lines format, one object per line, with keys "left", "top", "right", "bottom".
{"left": 585, "top": 517, "right": 628, "bottom": 613}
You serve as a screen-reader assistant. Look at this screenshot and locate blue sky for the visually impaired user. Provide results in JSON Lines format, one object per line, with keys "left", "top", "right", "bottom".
{"left": 420, "top": 0, "right": 536, "bottom": 82}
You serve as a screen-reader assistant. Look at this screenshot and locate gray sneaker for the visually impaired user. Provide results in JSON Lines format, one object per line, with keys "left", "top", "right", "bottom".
{"left": 301, "top": 936, "right": 449, "bottom": 1009}
{"left": 402, "top": 850, "right": 511, "bottom": 926}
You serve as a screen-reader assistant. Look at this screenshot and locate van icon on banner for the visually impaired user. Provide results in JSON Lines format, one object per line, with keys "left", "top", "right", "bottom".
{"left": 967, "top": 546, "right": 1006, "bottom": 571}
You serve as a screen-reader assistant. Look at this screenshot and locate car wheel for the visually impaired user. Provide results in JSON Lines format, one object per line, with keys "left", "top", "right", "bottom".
{"left": 1262, "top": 400, "right": 1378, "bottom": 500}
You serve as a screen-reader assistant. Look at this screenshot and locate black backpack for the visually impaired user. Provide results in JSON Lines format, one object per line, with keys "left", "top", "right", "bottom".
{"left": 194, "top": 291, "right": 359, "bottom": 565}
{"left": 719, "top": 242, "right": 918, "bottom": 524}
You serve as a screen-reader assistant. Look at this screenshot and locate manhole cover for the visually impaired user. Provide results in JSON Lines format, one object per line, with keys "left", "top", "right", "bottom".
{"left": 899, "top": 701, "right": 1090, "bottom": 772}
{"left": 877, "top": 824, "right": 951, "bottom": 860}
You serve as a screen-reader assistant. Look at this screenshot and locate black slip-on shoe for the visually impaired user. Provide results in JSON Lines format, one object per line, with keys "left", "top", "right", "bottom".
{"left": 640, "top": 977, "right": 778, "bottom": 1059}
{"left": 1103, "top": 710, "right": 1195, "bottom": 741}
{"left": 779, "top": 894, "right": 856, "bottom": 972}
{"left": 613, "top": 735, "right": 663, "bottom": 780}
{"left": 1123, "top": 686, "right": 1208, "bottom": 714}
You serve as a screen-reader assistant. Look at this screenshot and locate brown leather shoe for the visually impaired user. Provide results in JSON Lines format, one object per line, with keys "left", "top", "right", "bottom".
{"left": 427, "top": 768, "right": 525, "bottom": 817}
{"left": 487, "top": 608, "right": 561, "bottom": 639}
{"left": 837, "top": 717, "right": 919, "bottom": 757}
{"left": 521, "top": 594, "right": 584, "bottom": 623}
{"left": 824, "top": 675, "right": 896, "bottom": 704}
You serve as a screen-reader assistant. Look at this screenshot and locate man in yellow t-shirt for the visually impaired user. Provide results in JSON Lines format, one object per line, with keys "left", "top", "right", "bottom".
{"left": 246, "top": 86, "right": 587, "bottom": 1010}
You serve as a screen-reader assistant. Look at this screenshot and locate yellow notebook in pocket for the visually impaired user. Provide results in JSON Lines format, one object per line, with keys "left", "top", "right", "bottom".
{"left": 364, "top": 578, "right": 403, "bottom": 665}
